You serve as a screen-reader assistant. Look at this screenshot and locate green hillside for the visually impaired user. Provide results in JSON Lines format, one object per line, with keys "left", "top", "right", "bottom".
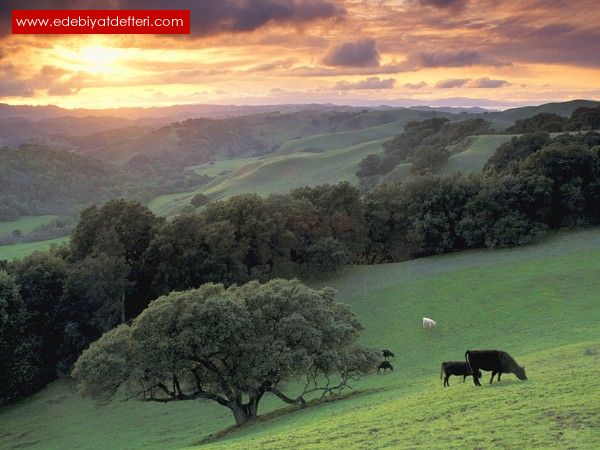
{"left": 0, "top": 236, "right": 68, "bottom": 261}
{"left": 1, "top": 228, "right": 598, "bottom": 449}
{"left": 0, "top": 215, "right": 57, "bottom": 236}
{"left": 276, "top": 119, "right": 404, "bottom": 154}
{"left": 486, "top": 99, "right": 600, "bottom": 130}
{"left": 148, "top": 132, "right": 516, "bottom": 216}
{"left": 151, "top": 139, "right": 388, "bottom": 216}
{"left": 438, "top": 134, "right": 514, "bottom": 175}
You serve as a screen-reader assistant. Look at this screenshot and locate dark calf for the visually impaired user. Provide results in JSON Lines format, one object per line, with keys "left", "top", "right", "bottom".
{"left": 378, "top": 361, "right": 393, "bottom": 373}
{"left": 382, "top": 349, "right": 395, "bottom": 360}
{"left": 465, "top": 350, "right": 527, "bottom": 386}
{"left": 440, "top": 361, "right": 481, "bottom": 387}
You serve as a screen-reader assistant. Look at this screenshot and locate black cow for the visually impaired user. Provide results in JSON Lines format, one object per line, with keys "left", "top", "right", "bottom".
{"left": 378, "top": 361, "right": 393, "bottom": 373}
{"left": 382, "top": 349, "right": 395, "bottom": 360}
{"left": 465, "top": 350, "right": 527, "bottom": 386}
{"left": 440, "top": 361, "right": 482, "bottom": 387}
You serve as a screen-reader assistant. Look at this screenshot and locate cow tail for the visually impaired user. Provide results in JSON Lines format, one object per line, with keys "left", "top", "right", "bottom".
{"left": 465, "top": 350, "right": 471, "bottom": 371}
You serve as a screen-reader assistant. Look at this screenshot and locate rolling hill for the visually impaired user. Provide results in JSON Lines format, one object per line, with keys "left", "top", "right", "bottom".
{"left": 149, "top": 132, "right": 512, "bottom": 215}
{"left": 484, "top": 99, "right": 600, "bottom": 130}
{"left": 149, "top": 138, "right": 388, "bottom": 216}
{"left": 1, "top": 227, "right": 598, "bottom": 449}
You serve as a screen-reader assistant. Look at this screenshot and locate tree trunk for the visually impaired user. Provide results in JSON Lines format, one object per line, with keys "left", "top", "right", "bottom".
{"left": 229, "top": 396, "right": 260, "bottom": 425}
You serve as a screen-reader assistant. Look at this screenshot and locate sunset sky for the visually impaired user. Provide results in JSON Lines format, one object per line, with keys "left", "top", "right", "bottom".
{"left": 1, "top": 0, "right": 599, "bottom": 109}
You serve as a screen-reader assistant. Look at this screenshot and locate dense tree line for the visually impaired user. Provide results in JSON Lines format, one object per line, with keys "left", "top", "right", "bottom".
{"left": 0, "top": 144, "right": 212, "bottom": 223}
{"left": 356, "top": 117, "right": 493, "bottom": 178}
{"left": 0, "top": 145, "right": 147, "bottom": 221}
{"left": 506, "top": 106, "right": 600, "bottom": 134}
{"left": 1, "top": 131, "right": 599, "bottom": 404}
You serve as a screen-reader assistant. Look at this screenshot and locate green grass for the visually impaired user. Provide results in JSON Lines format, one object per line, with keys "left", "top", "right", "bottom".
{"left": 187, "top": 157, "right": 263, "bottom": 177}
{"left": 0, "top": 236, "right": 68, "bottom": 261}
{"left": 154, "top": 139, "right": 388, "bottom": 215}
{"left": 0, "top": 215, "right": 58, "bottom": 236}
{"left": 439, "top": 134, "right": 514, "bottom": 175}
{"left": 276, "top": 120, "right": 402, "bottom": 154}
{"left": 1, "top": 227, "right": 599, "bottom": 449}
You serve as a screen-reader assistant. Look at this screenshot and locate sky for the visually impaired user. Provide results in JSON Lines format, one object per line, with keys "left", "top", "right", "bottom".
{"left": 0, "top": 0, "right": 599, "bottom": 109}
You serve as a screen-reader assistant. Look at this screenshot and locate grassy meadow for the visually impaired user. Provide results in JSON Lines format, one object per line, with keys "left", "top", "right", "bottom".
{"left": 0, "top": 236, "right": 68, "bottom": 261}
{"left": 1, "top": 227, "right": 598, "bottom": 449}
{"left": 0, "top": 215, "right": 58, "bottom": 236}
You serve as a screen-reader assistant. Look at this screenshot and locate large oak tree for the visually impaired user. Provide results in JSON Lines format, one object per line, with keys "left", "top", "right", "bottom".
{"left": 72, "top": 279, "right": 378, "bottom": 425}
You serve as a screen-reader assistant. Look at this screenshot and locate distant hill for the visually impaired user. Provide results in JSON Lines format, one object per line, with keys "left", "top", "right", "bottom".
{"left": 0, "top": 144, "right": 145, "bottom": 220}
{"left": 66, "top": 109, "right": 453, "bottom": 166}
{"left": 484, "top": 99, "right": 600, "bottom": 129}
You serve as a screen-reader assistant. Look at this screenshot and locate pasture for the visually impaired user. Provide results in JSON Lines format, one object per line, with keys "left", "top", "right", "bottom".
{"left": 1, "top": 227, "right": 598, "bottom": 449}
{"left": 0, "top": 215, "right": 58, "bottom": 236}
{"left": 0, "top": 236, "right": 68, "bottom": 261}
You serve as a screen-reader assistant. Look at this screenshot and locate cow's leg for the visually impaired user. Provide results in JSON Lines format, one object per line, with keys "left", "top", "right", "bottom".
{"left": 463, "top": 375, "right": 467, "bottom": 383}
{"left": 444, "top": 375, "right": 449, "bottom": 387}
{"left": 490, "top": 372, "right": 496, "bottom": 384}
{"left": 472, "top": 368, "right": 481, "bottom": 385}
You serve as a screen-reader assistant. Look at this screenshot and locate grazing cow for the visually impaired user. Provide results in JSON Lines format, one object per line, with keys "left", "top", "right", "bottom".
{"left": 422, "top": 317, "right": 437, "bottom": 328}
{"left": 382, "top": 349, "right": 395, "bottom": 360}
{"left": 378, "top": 361, "right": 393, "bottom": 373}
{"left": 465, "top": 350, "right": 527, "bottom": 386}
{"left": 440, "top": 361, "right": 482, "bottom": 387}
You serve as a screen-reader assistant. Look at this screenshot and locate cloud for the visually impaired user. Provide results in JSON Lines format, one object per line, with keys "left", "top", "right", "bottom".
{"left": 248, "top": 58, "right": 297, "bottom": 73}
{"left": 0, "top": 64, "right": 84, "bottom": 97}
{"left": 434, "top": 77, "right": 510, "bottom": 89}
{"left": 322, "top": 38, "right": 380, "bottom": 67}
{"left": 0, "top": 0, "right": 346, "bottom": 37}
{"left": 418, "top": 0, "right": 467, "bottom": 9}
{"left": 333, "top": 77, "right": 395, "bottom": 90}
{"left": 411, "top": 50, "right": 481, "bottom": 67}
{"left": 404, "top": 81, "right": 428, "bottom": 89}
{"left": 467, "top": 77, "right": 509, "bottom": 88}
{"left": 435, "top": 78, "right": 469, "bottom": 88}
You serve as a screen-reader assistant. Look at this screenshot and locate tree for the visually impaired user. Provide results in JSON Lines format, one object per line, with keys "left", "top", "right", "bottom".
{"left": 10, "top": 252, "right": 68, "bottom": 386}
{"left": 190, "top": 193, "right": 210, "bottom": 208}
{"left": 356, "top": 154, "right": 382, "bottom": 178}
{"left": 70, "top": 200, "right": 162, "bottom": 318}
{"left": 72, "top": 279, "right": 378, "bottom": 425}
{"left": 0, "top": 271, "right": 39, "bottom": 401}
{"left": 409, "top": 144, "right": 448, "bottom": 175}
{"left": 58, "top": 254, "right": 130, "bottom": 372}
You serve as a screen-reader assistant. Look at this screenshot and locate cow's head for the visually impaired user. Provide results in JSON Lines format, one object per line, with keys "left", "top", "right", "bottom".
{"left": 515, "top": 366, "right": 527, "bottom": 380}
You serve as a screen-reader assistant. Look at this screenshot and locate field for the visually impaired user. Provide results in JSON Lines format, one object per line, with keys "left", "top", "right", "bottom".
{"left": 188, "top": 157, "right": 263, "bottom": 177}
{"left": 151, "top": 139, "right": 388, "bottom": 216}
{"left": 439, "top": 134, "right": 514, "bottom": 175}
{"left": 0, "top": 215, "right": 58, "bottom": 237}
{"left": 1, "top": 227, "right": 599, "bottom": 449}
{"left": 0, "top": 236, "right": 68, "bottom": 261}
{"left": 276, "top": 119, "right": 404, "bottom": 154}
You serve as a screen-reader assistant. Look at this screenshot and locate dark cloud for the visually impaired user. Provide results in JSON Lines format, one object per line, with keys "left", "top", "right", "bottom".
{"left": 411, "top": 50, "right": 481, "bottom": 67}
{"left": 0, "top": 0, "right": 346, "bottom": 37}
{"left": 333, "top": 77, "right": 395, "bottom": 90}
{"left": 0, "top": 64, "right": 82, "bottom": 97}
{"left": 322, "top": 38, "right": 380, "bottom": 67}
{"left": 435, "top": 78, "right": 469, "bottom": 88}
{"left": 404, "top": 81, "right": 428, "bottom": 89}
{"left": 418, "top": 0, "right": 467, "bottom": 9}
{"left": 468, "top": 77, "right": 509, "bottom": 88}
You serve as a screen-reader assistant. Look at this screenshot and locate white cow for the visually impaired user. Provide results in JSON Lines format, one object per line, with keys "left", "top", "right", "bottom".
{"left": 422, "top": 317, "right": 437, "bottom": 329}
